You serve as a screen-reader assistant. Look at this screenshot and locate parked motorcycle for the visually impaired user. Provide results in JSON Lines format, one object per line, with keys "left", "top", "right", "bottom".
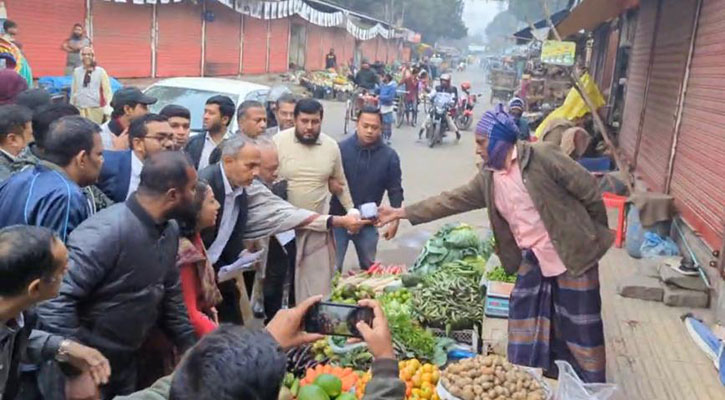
{"left": 423, "top": 92, "right": 456, "bottom": 148}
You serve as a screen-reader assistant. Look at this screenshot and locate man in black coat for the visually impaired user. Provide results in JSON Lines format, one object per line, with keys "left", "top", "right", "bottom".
{"left": 37, "top": 152, "right": 198, "bottom": 399}
{"left": 199, "top": 135, "right": 261, "bottom": 324}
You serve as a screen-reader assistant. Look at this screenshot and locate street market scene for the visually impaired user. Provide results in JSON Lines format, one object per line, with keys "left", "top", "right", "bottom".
{"left": 0, "top": 0, "right": 724, "bottom": 400}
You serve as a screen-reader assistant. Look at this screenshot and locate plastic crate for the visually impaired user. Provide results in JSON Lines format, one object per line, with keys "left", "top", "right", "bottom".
{"left": 430, "top": 323, "right": 482, "bottom": 354}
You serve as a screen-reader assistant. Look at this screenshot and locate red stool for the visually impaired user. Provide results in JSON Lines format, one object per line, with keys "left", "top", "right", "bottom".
{"left": 602, "top": 192, "right": 627, "bottom": 248}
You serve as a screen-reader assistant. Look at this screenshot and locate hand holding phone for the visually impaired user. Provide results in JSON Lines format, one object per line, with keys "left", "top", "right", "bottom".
{"left": 303, "top": 302, "right": 375, "bottom": 338}
{"left": 355, "top": 299, "right": 395, "bottom": 360}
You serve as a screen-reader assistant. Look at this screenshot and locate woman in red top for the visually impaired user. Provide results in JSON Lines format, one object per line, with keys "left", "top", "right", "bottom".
{"left": 177, "top": 180, "right": 223, "bottom": 337}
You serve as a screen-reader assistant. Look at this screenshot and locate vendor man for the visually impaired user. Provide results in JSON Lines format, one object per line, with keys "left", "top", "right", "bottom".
{"left": 377, "top": 105, "right": 612, "bottom": 383}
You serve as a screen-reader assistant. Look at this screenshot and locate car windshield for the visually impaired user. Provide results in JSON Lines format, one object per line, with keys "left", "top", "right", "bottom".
{"left": 145, "top": 86, "right": 238, "bottom": 132}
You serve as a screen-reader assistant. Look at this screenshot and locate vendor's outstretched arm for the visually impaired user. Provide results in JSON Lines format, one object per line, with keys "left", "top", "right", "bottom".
{"left": 379, "top": 172, "right": 487, "bottom": 226}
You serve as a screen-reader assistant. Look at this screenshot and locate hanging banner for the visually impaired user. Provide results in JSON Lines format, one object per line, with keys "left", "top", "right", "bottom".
{"left": 105, "top": 0, "right": 401, "bottom": 40}
{"left": 540, "top": 40, "right": 576, "bottom": 66}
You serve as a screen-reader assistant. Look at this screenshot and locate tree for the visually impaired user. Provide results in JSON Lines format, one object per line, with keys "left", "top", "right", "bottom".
{"left": 484, "top": 10, "right": 520, "bottom": 39}
{"left": 327, "top": 0, "right": 468, "bottom": 43}
{"left": 507, "top": 0, "right": 571, "bottom": 23}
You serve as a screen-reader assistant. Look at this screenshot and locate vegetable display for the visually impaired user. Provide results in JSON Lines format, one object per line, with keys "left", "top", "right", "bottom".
{"left": 412, "top": 224, "right": 493, "bottom": 276}
{"left": 399, "top": 359, "right": 441, "bottom": 400}
{"left": 440, "top": 355, "right": 547, "bottom": 400}
{"left": 301, "top": 365, "right": 358, "bottom": 394}
{"left": 485, "top": 266, "right": 517, "bottom": 284}
{"left": 412, "top": 259, "right": 485, "bottom": 330}
{"left": 378, "top": 289, "right": 438, "bottom": 361}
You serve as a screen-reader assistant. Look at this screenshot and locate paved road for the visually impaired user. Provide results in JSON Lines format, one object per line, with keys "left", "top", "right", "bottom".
{"left": 317, "top": 67, "right": 495, "bottom": 270}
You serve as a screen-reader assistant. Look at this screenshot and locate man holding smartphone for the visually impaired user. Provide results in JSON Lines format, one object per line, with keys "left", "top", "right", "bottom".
{"left": 116, "top": 298, "right": 406, "bottom": 400}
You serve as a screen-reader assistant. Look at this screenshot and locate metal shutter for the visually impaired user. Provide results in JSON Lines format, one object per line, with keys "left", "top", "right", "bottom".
{"left": 636, "top": 0, "right": 697, "bottom": 192}
{"left": 361, "top": 39, "right": 376, "bottom": 63}
{"left": 305, "top": 23, "right": 323, "bottom": 71}
{"left": 204, "top": 0, "right": 241, "bottom": 76}
{"left": 5, "top": 0, "right": 86, "bottom": 77}
{"left": 268, "top": 18, "right": 289, "bottom": 73}
{"left": 91, "top": 0, "right": 152, "bottom": 78}
{"left": 156, "top": 2, "right": 202, "bottom": 78}
{"left": 669, "top": 0, "right": 725, "bottom": 250}
{"left": 242, "top": 16, "right": 267, "bottom": 75}
{"left": 342, "top": 33, "right": 355, "bottom": 68}
{"left": 619, "top": 0, "right": 657, "bottom": 163}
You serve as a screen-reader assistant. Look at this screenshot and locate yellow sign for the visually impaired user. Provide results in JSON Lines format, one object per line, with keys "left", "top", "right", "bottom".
{"left": 541, "top": 40, "right": 576, "bottom": 66}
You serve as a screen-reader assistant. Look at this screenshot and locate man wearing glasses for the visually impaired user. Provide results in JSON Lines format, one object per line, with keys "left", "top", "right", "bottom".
{"left": 70, "top": 46, "right": 113, "bottom": 124}
{"left": 96, "top": 114, "right": 175, "bottom": 203}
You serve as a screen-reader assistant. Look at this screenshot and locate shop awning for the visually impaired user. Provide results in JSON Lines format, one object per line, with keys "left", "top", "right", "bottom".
{"left": 555, "top": 0, "right": 639, "bottom": 38}
{"left": 513, "top": 9, "right": 570, "bottom": 44}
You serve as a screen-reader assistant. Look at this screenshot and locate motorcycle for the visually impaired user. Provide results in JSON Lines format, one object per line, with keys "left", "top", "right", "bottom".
{"left": 423, "top": 92, "right": 456, "bottom": 148}
{"left": 455, "top": 92, "right": 479, "bottom": 131}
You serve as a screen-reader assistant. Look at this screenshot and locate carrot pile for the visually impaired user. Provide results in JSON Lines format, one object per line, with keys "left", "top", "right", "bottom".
{"left": 301, "top": 364, "right": 359, "bottom": 393}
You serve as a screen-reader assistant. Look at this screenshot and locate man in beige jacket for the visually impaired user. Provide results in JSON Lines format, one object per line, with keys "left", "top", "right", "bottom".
{"left": 273, "top": 98, "right": 355, "bottom": 303}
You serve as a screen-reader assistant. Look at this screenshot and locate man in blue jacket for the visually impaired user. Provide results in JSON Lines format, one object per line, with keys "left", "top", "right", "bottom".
{"left": 378, "top": 73, "right": 397, "bottom": 144}
{"left": 96, "top": 113, "right": 175, "bottom": 203}
{"left": 0, "top": 116, "right": 103, "bottom": 242}
{"left": 331, "top": 106, "right": 404, "bottom": 270}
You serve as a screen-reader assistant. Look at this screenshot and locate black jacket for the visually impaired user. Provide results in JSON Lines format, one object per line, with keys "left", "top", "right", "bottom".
{"left": 184, "top": 133, "right": 206, "bottom": 170}
{"left": 198, "top": 163, "right": 249, "bottom": 268}
{"left": 330, "top": 135, "right": 403, "bottom": 215}
{"left": 355, "top": 68, "right": 380, "bottom": 90}
{"left": 36, "top": 196, "right": 196, "bottom": 366}
{"left": 198, "top": 163, "right": 249, "bottom": 323}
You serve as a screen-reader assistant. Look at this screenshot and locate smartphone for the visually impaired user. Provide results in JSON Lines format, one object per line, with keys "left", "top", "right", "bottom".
{"left": 304, "top": 302, "right": 374, "bottom": 338}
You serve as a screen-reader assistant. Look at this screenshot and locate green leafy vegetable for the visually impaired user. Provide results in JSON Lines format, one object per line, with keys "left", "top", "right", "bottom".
{"left": 486, "top": 266, "right": 517, "bottom": 283}
{"left": 411, "top": 223, "right": 492, "bottom": 276}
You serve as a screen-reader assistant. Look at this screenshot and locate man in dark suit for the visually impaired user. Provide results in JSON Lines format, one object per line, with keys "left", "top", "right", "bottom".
{"left": 185, "top": 95, "right": 235, "bottom": 170}
{"left": 97, "top": 114, "right": 175, "bottom": 202}
{"left": 198, "top": 135, "right": 261, "bottom": 323}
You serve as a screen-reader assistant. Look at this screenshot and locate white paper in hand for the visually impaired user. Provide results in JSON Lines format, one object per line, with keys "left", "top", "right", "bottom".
{"left": 217, "top": 249, "right": 265, "bottom": 282}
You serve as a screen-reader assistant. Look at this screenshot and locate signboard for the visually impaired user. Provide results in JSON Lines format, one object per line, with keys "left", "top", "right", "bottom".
{"left": 541, "top": 40, "right": 576, "bottom": 66}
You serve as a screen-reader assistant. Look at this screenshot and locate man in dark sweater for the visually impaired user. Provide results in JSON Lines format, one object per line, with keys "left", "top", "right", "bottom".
{"left": 331, "top": 106, "right": 403, "bottom": 270}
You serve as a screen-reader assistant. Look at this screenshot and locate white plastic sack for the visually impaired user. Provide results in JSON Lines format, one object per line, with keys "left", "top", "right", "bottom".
{"left": 554, "top": 361, "right": 617, "bottom": 400}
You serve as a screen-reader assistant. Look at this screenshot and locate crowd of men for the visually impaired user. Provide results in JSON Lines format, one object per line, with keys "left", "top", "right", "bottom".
{"left": 0, "top": 36, "right": 406, "bottom": 398}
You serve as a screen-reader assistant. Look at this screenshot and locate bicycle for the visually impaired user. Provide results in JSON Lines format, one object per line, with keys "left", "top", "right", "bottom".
{"left": 343, "top": 88, "right": 378, "bottom": 135}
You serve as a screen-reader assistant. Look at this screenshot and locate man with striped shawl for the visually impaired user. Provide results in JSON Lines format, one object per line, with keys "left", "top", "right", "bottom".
{"left": 378, "top": 104, "right": 612, "bottom": 383}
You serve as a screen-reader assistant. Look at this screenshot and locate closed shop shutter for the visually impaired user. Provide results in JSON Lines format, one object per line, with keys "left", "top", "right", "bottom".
{"left": 377, "top": 37, "right": 385, "bottom": 62}
{"left": 5, "top": 0, "right": 85, "bottom": 77}
{"left": 619, "top": 0, "right": 657, "bottom": 163}
{"left": 320, "top": 28, "right": 334, "bottom": 67}
{"left": 205, "top": 0, "right": 241, "bottom": 76}
{"left": 156, "top": 2, "right": 202, "bottom": 78}
{"left": 268, "top": 18, "right": 290, "bottom": 73}
{"left": 342, "top": 33, "right": 355, "bottom": 67}
{"left": 91, "top": 0, "right": 152, "bottom": 78}
{"left": 305, "top": 24, "right": 323, "bottom": 71}
{"left": 242, "top": 16, "right": 268, "bottom": 75}
{"left": 636, "top": 0, "right": 697, "bottom": 192}
{"left": 289, "top": 21, "right": 306, "bottom": 69}
{"left": 361, "top": 39, "right": 376, "bottom": 62}
{"left": 669, "top": 0, "right": 725, "bottom": 250}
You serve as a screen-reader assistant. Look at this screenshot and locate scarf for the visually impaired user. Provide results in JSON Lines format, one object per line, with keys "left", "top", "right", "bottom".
{"left": 177, "top": 234, "right": 223, "bottom": 310}
{"left": 476, "top": 104, "right": 520, "bottom": 170}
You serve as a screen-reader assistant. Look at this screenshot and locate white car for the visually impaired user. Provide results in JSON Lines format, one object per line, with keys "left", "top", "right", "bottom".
{"left": 144, "top": 77, "right": 270, "bottom": 134}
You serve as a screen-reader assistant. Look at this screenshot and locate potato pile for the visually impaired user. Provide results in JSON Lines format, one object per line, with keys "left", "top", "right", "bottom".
{"left": 440, "top": 355, "right": 546, "bottom": 400}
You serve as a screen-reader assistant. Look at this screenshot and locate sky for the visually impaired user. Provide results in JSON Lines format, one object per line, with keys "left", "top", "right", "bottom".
{"left": 462, "top": 0, "right": 507, "bottom": 38}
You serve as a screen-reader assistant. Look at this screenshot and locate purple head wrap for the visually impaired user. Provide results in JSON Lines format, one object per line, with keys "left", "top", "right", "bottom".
{"left": 475, "top": 104, "right": 520, "bottom": 170}
{"left": 0, "top": 69, "right": 28, "bottom": 105}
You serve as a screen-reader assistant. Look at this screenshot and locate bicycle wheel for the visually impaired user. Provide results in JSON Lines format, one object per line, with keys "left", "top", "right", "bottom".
{"left": 396, "top": 97, "right": 405, "bottom": 128}
{"left": 343, "top": 99, "right": 352, "bottom": 135}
